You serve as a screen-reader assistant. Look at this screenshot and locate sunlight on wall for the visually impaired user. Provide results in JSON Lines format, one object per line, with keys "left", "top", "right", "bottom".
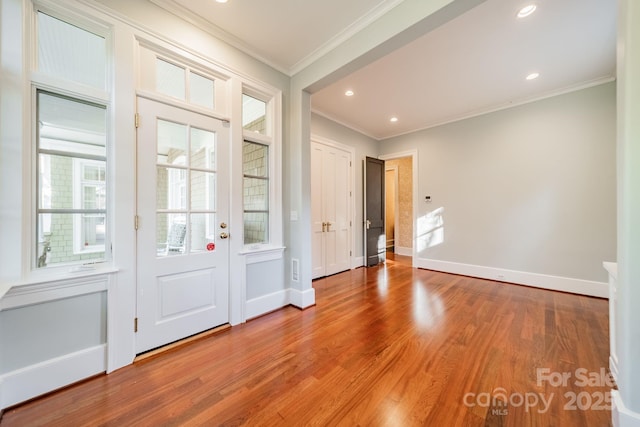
{"left": 416, "top": 207, "right": 445, "bottom": 252}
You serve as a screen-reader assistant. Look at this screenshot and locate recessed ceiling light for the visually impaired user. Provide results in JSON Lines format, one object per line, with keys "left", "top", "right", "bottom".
{"left": 517, "top": 4, "right": 537, "bottom": 18}
{"left": 526, "top": 72, "right": 540, "bottom": 80}
{"left": 345, "top": 90, "right": 354, "bottom": 97}
{"left": 216, "top": 0, "right": 228, "bottom": 3}
{"left": 390, "top": 117, "right": 398, "bottom": 123}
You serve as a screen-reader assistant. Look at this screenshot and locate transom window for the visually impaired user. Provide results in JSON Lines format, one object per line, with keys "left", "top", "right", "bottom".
{"left": 37, "top": 11, "right": 106, "bottom": 90}
{"left": 153, "top": 57, "right": 217, "bottom": 110}
{"left": 242, "top": 94, "right": 268, "bottom": 135}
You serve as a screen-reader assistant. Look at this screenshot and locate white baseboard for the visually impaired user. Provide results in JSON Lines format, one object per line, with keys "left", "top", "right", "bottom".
{"left": 1, "top": 344, "right": 106, "bottom": 409}
{"left": 415, "top": 258, "right": 608, "bottom": 298}
{"left": 245, "top": 290, "right": 289, "bottom": 320}
{"left": 289, "top": 287, "right": 315, "bottom": 309}
{"left": 395, "top": 246, "right": 413, "bottom": 257}
{"left": 613, "top": 390, "right": 640, "bottom": 427}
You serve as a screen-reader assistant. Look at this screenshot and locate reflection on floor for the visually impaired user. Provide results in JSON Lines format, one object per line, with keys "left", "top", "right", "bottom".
{"left": 385, "top": 250, "right": 412, "bottom": 266}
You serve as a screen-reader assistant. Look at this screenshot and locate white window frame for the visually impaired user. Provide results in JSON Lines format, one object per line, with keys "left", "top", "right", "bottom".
{"left": 241, "top": 85, "right": 282, "bottom": 251}
{"left": 29, "top": 3, "right": 112, "bottom": 274}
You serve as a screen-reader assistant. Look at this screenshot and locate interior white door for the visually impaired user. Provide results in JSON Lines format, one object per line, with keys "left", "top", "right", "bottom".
{"left": 136, "top": 96, "right": 229, "bottom": 354}
{"left": 311, "top": 142, "right": 326, "bottom": 278}
{"left": 311, "top": 141, "right": 351, "bottom": 279}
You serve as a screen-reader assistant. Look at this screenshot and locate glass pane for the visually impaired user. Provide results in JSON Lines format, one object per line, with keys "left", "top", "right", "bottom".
{"left": 156, "top": 58, "right": 185, "bottom": 100}
{"left": 191, "top": 128, "right": 216, "bottom": 170}
{"left": 83, "top": 163, "right": 105, "bottom": 181}
{"left": 244, "top": 212, "right": 268, "bottom": 245}
{"left": 39, "top": 154, "right": 73, "bottom": 209}
{"left": 157, "top": 120, "right": 187, "bottom": 164}
{"left": 243, "top": 177, "right": 268, "bottom": 211}
{"left": 157, "top": 166, "right": 187, "bottom": 210}
{"left": 190, "top": 213, "right": 216, "bottom": 252}
{"left": 191, "top": 171, "right": 216, "bottom": 211}
{"left": 37, "top": 12, "right": 106, "bottom": 89}
{"left": 36, "top": 213, "right": 105, "bottom": 267}
{"left": 242, "top": 141, "right": 268, "bottom": 177}
{"left": 82, "top": 185, "right": 106, "bottom": 209}
{"left": 38, "top": 92, "right": 106, "bottom": 157}
{"left": 82, "top": 214, "right": 106, "bottom": 246}
{"left": 190, "top": 72, "right": 214, "bottom": 109}
{"left": 157, "top": 213, "right": 186, "bottom": 256}
{"left": 242, "top": 94, "right": 267, "bottom": 135}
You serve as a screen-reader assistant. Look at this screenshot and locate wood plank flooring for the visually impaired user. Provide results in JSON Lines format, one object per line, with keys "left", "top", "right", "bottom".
{"left": 2, "top": 256, "right": 611, "bottom": 426}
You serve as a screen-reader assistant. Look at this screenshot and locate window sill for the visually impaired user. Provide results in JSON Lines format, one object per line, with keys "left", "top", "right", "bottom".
{"left": 1, "top": 264, "right": 120, "bottom": 301}
{"left": 239, "top": 245, "right": 285, "bottom": 265}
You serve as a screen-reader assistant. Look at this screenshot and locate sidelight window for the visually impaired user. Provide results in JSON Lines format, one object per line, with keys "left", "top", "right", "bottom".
{"left": 242, "top": 141, "right": 269, "bottom": 244}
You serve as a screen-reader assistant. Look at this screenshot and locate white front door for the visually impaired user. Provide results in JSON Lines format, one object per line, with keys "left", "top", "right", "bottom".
{"left": 136, "top": 96, "right": 229, "bottom": 354}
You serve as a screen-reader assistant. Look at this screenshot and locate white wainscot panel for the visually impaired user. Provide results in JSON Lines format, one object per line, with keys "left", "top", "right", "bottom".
{"left": 243, "top": 247, "right": 287, "bottom": 320}
{"left": 0, "top": 275, "right": 110, "bottom": 409}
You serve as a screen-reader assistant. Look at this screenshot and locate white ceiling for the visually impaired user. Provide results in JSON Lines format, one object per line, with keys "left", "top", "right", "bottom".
{"left": 150, "top": 0, "right": 403, "bottom": 74}
{"left": 151, "top": 0, "right": 617, "bottom": 140}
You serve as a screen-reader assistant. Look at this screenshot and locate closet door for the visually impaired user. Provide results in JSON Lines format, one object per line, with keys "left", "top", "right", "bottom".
{"left": 311, "top": 141, "right": 352, "bottom": 279}
{"left": 311, "top": 142, "right": 326, "bottom": 278}
{"left": 323, "top": 146, "right": 350, "bottom": 276}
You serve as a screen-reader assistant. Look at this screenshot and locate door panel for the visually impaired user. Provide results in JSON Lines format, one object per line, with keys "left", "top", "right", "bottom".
{"left": 365, "top": 156, "right": 385, "bottom": 267}
{"left": 136, "top": 97, "right": 229, "bottom": 354}
{"left": 325, "top": 147, "right": 350, "bottom": 276}
{"left": 311, "top": 143, "right": 325, "bottom": 278}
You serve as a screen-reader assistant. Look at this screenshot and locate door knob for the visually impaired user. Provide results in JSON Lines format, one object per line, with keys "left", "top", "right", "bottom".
{"left": 220, "top": 222, "right": 227, "bottom": 229}
{"left": 219, "top": 232, "right": 229, "bottom": 239}
{"left": 366, "top": 219, "right": 371, "bottom": 230}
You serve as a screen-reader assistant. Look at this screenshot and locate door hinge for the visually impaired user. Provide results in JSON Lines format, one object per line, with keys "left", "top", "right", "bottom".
{"left": 135, "top": 113, "right": 140, "bottom": 128}
{"left": 134, "top": 317, "right": 138, "bottom": 333}
{"left": 350, "top": 250, "right": 352, "bottom": 256}
{"left": 134, "top": 215, "right": 139, "bottom": 230}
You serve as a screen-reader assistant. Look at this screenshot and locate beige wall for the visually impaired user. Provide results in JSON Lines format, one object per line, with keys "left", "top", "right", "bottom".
{"left": 385, "top": 157, "right": 413, "bottom": 250}
{"left": 385, "top": 169, "right": 395, "bottom": 248}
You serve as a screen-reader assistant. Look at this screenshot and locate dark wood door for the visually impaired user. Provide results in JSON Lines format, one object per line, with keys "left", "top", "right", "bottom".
{"left": 364, "top": 156, "right": 385, "bottom": 267}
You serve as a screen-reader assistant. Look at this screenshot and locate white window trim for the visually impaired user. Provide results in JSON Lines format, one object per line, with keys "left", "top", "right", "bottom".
{"left": 27, "top": 2, "right": 113, "bottom": 276}
{"left": 240, "top": 85, "right": 282, "bottom": 252}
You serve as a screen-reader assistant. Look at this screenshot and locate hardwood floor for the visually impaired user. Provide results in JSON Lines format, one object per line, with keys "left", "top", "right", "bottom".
{"left": 2, "top": 259, "right": 611, "bottom": 426}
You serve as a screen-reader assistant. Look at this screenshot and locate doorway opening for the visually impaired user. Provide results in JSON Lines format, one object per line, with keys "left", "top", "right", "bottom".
{"left": 382, "top": 155, "right": 414, "bottom": 262}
